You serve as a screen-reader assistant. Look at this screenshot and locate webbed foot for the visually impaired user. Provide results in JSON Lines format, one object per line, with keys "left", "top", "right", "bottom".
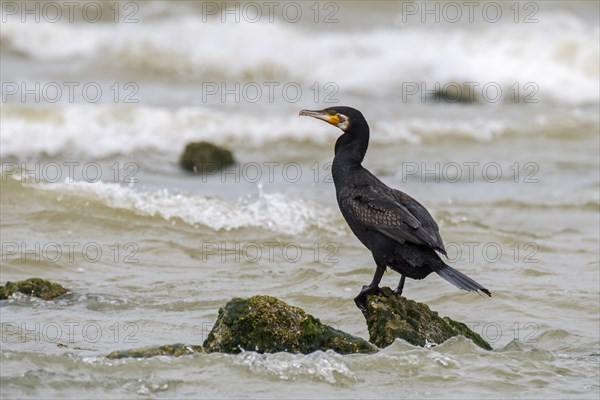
{"left": 354, "top": 284, "right": 387, "bottom": 312}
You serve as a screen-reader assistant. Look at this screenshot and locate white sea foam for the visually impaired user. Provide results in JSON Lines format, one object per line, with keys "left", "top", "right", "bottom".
{"left": 0, "top": 104, "right": 335, "bottom": 158}
{"left": 3, "top": 102, "right": 597, "bottom": 159}
{"left": 2, "top": 5, "right": 598, "bottom": 159}
{"left": 2, "top": 10, "right": 598, "bottom": 104}
{"left": 31, "top": 179, "right": 339, "bottom": 235}
{"left": 233, "top": 351, "right": 356, "bottom": 384}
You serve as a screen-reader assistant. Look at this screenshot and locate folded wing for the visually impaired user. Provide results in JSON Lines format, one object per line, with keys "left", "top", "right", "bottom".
{"left": 340, "top": 184, "right": 446, "bottom": 255}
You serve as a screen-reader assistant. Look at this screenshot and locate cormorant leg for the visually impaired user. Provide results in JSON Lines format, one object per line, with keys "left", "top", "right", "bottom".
{"left": 393, "top": 275, "right": 406, "bottom": 295}
{"left": 354, "top": 262, "right": 386, "bottom": 312}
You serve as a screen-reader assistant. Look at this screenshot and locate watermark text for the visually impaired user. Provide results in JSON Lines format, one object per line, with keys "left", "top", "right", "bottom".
{"left": 2, "top": 321, "right": 139, "bottom": 344}
{"left": 1, "top": 242, "right": 140, "bottom": 264}
{"left": 400, "top": 1, "right": 539, "bottom": 24}
{"left": 2, "top": 162, "right": 139, "bottom": 184}
{"left": 1, "top": 1, "right": 140, "bottom": 23}
{"left": 199, "top": 1, "right": 340, "bottom": 23}
{"left": 2, "top": 81, "right": 139, "bottom": 104}
{"left": 201, "top": 81, "right": 338, "bottom": 104}
{"left": 200, "top": 241, "right": 339, "bottom": 264}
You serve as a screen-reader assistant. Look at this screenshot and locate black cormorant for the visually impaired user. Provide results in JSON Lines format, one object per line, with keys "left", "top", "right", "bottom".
{"left": 299, "top": 106, "right": 491, "bottom": 311}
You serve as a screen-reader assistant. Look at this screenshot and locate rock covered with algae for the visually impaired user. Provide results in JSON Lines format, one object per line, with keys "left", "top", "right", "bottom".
{"left": 179, "top": 141, "right": 235, "bottom": 174}
{"left": 106, "top": 343, "right": 204, "bottom": 359}
{"left": 203, "top": 295, "right": 378, "bottom": 354}
{"left": 103, "top": 293, "right": 489, "bottom": 358}
{"left": 0, "top": 278, "right": 68, "bottom": 300}
{"left": 363, "top": 287, "right": 492, "bottom": 350}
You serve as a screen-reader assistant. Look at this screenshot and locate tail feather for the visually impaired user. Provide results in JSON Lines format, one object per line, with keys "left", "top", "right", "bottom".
{"left": 432, "top": 263, "right": 491, "bottom": 297}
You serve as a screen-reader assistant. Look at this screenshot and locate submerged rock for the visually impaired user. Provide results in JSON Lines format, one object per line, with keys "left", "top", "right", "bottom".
{"left": 428, "top": 83, "right": 479, "bottom": 103}
{"left": 363, "top": 287, "right": 492, "bottom": 350}
{"left": 106, "top": 343, "right": 204, "bottom": 359}
{"left": 0, "top": 278, "right": 68, "bottom": 300}
{"left": 203, "top": 295, "right": 377, "bottom": 354}
{"left": 179, "top": 141, "right": 235, "bottom": 174}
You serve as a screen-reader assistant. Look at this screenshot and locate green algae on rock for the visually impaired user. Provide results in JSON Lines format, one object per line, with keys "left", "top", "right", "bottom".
{"left": 106, "top": 343, "right": 204, "bottom": 359}
{"left": 0, "top": 278, "right": 68, "bottom": 300}
{"left": 203, "top": 295, "right": 377, "bottom": 354}
{"left": 104, "top": 293, "right": 488, "bottom": 357}
{"left": 363, "top": 287, "right": 492, "bottom": 350}
{"left": 179, "top": 141, "right": 235, "bottom": 174}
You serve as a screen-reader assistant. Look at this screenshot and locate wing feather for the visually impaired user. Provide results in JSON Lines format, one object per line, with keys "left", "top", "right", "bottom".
{"left": 340, "top": 185, "right": 446, "bottom": 255}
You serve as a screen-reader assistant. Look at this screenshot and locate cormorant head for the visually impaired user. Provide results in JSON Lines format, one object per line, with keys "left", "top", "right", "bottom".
{"left": 299, "top": 106, "right": 365, "bottom": 132}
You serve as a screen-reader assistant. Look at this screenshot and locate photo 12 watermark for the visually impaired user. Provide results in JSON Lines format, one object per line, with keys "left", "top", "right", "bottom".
{"left": 1, "top": 241, "right": 140, "bottom": 264}
{"left": 199, "top": 320, "right": 344, "bottom": 343}
{"left": 400, "top": 1, "right": 540, "bottom": 24}
{"left": 1, "top": 1, "right": 140, "bottom": 23}
{"left": 199, "top": 241, "right": 339, "bottom": 264}
{"left": 1, "top": 321, "right": 140, "bottom": 344}
{"left": 2, "top": 162, "right": 140, "bottom": 184}
{"left": 199, "top": 1, "right": 340, "bottom": 24}
{"left": 200, "top": 81, "right": 339, "bottom": 104}
{"left": 401, "top": 81, "right": 539, "bottom": 104}
{"left": 1, "top": 81, "right": 140, "bottom": 104}
{"left": 193, "top": 162, "right": 333, "bottom": 184}
{"left": 399, "top": 162, "right": 540, "bottom": 183}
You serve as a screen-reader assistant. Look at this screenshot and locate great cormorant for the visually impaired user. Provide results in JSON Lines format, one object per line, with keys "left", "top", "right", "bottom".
{"left": 299, "top": 106, "right": 491, "bottom": 311}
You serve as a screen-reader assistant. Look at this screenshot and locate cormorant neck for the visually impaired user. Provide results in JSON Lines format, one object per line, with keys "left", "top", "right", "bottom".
{"left": 333, "top": 119, "right": 370, "bottom": 167}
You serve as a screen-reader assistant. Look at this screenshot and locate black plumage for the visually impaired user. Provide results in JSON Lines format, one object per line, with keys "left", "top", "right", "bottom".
{"left": 299, "top": 106, "right": 491, "bottom": 310}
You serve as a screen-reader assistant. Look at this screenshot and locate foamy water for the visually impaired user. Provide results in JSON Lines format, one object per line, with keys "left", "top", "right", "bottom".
{"left": 2, "top": 103, "right": 597, "bottom": 159}
{"left": 27, "top": 178, "right": 341, "bottom": 235}
{"left": 2, "top": 7, "right": 598, "bottom": 103}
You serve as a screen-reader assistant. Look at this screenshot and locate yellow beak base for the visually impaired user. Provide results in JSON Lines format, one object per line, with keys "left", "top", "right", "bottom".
{"left": 299, "top": 109, "right": 338, "bottom": 126}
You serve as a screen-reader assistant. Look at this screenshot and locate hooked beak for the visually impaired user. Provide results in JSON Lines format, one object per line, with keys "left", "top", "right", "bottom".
{"left": 299, "top": 109, "right": 340, "bottom": 126}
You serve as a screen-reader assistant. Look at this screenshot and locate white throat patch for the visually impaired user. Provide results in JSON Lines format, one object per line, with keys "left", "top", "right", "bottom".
{"left": 337, "top": 114, "right": 350, "bottom": 131}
